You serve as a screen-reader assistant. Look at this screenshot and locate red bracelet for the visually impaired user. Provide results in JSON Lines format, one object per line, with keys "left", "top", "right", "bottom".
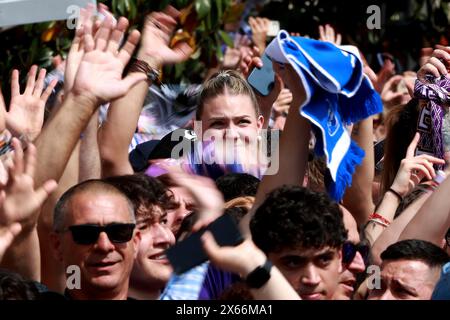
{"left": 368, "top": 213, "right": 391, "bottom": 226}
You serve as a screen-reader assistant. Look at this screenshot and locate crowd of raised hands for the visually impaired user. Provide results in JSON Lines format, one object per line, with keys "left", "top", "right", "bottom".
{"left": 0, "top": 2, "right": 449, "bottom": 301}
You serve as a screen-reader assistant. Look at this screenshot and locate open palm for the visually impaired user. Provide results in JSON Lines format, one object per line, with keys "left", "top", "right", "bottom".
{"left": 5, "top": 66, "right": 56, "bottom": 141}
{"left": 71, "top": 16, "right": 146, "bottom": 104}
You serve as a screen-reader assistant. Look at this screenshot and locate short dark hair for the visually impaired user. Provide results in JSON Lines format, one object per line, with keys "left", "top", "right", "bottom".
{"left": 0, "top": 269, "right": 39, "bottom": 300}
{"left": 381, "top": 239, "right": 450, "bottom": 269}
{"left": 250, "top": 185, "right": 347, "bottom": 253}
{"left": 53, "top": 179, "right": 135, "bottom": 232}
{"left": 215, "top": 173, "right": 260, "bottom": 202}
{"left": 104, "top": 174, "right": 176, "bottom": 222}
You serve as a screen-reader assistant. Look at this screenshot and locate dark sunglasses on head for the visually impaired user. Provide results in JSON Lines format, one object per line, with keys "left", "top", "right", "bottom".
{"left": 67, "top": 223, "right": 136, "bottom": 245}
{"left": 342, "top": 242, "right": 370, "bottom": 265}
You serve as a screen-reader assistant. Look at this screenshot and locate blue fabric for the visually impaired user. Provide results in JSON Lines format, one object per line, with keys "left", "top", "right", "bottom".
{"left": 431, "top": 262, "right": 450, "bottom": 300}
{"left": 159, "top": 263, "right": 209, "bottom": 300}
{"left": 198, "top": 264, "right": 240, "bottom": 300}
{"left": 266, "top": 31, "right": 382, "bottom": 201}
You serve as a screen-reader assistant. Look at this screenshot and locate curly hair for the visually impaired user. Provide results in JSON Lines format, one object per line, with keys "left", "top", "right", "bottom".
{"left": 250, "top": 185, "right": 347, "bottom": 254}
{"left": 104, "top": 174, "right": 177, "bottom": 223}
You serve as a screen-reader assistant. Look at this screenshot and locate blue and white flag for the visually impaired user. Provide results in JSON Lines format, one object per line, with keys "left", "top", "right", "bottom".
{"left": 266, "top": 31, "right": 382, "bottom": 201}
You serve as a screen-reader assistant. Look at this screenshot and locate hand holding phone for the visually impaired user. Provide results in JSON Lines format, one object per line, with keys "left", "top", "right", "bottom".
{"left": 247, "top": 53, "right": 275, "bottom": 96}
{"left": 166, "top": 214, "right": 244, "bottom": 275}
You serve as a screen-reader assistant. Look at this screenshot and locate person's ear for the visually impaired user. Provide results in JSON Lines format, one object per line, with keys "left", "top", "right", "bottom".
{"left": 132, "top": 231, "right": 141, "bottom": 259}
{"left": 257, "top": 115, "right": 264, "bottom": 129}
{"left": 50, "top": 232, "right": 64, "bottom": 262}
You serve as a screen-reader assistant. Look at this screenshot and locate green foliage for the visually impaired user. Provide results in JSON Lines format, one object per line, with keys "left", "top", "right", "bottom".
{"left": 0, "top": 0, "right": 234, "bottom": 96}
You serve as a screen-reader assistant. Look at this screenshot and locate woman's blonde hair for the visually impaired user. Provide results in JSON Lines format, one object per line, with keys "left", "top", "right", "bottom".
{"left": 196, "top": 70, "right": 260, "bottom": 120}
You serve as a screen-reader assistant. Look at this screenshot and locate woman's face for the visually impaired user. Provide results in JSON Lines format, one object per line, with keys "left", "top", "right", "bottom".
{"left": 200, "top": 92, "right": 263, "bottom": 162}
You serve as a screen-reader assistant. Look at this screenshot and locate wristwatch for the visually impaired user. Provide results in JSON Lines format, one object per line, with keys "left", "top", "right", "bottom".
{"left": 245, "top": 259, "right": 273, "bottom": 289}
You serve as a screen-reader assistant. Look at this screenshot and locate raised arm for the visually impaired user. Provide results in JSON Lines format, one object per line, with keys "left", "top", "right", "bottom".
{"left": 364, "top": 133, "right": 444, "bottom": 245}
{"left": 342, "top": 117, "right": 375, "bottom": 226}
{"left": 34, "top": 13, "right": 146, "bottom": 188}
{"left": 399, "top": 174, "right": 450, "bottom": 246}
{"left": 1, "top": 66, "right": 56, "bottom": 142}
{"left": 0, "top": 139, "right": 57, "bottom": 280}
{"left": 240, "top": 63, "right": 309, "bottom": 236}
{"left": 98, "top": 6, "right": 192, "bottom": 177}
{"left": 370, "top": 191, "right": 431, "bottom": 265}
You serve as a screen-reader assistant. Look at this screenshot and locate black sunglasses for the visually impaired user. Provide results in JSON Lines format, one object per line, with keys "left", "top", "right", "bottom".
{"left": 342, "top": 242, "right": 370, "bottom": 265}
{"left": 67, "top": 223, "right": 136, "bottom": 245}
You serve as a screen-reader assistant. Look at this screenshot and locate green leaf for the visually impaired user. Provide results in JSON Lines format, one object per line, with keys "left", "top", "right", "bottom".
{"left": 218, "top": 30, "right": 233, "bottom": 47}
{"left": 158, "top": 0, "right": 172, "bottom": 10}
{"left": 195, "top": 0, "right": 211, "bottom": 20}
{"left": 216, "top": 0, "right": 223, "bottom": 20}
{"left": 117, "top": 0, "right": 126, "bottom": 15}
{"left": 215, "top": 41, "right": 223, "bottom": 62}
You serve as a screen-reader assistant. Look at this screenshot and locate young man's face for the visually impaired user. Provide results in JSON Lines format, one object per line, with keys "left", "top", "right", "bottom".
{"left": 367, "top": 259, "right": 441, "bottom": 300}
{"left": 268, "top": 246, "right": 342, "bottom": 300}
{"left": 130, "top": 206, "right": 175, "bottom": 290}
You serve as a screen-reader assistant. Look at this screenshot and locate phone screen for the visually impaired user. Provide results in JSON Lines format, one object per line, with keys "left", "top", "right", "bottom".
{"left": 247, "top": 53, "right": 275, "bottom": 96}
{"left": 165, "top": 214, "right": 244, "bottom": 275}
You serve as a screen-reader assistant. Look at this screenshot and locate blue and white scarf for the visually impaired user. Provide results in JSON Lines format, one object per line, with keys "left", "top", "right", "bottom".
{"left": 266, "top": 31, "right": 382, "bottom": 201}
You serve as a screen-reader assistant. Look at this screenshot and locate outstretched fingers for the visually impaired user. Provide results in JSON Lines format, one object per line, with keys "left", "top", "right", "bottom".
{"left": 117, "top": 30, "right": 141, "bottom": 66}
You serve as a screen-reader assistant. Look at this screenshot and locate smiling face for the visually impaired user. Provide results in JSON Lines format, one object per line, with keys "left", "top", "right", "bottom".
{"left": 200, "top": 91, "right": 263, "bottom": 162}
{"left": 130, "top": 206, "right": 175, "bottom": 291}
{"left": 53, "top": 191, "right": 139, "bottom": 299}
{"left": 368, "top": 259, "right": 441, "bottom": 300}
{"left": 268, "top": 246, "right": 342, "bottom": 300}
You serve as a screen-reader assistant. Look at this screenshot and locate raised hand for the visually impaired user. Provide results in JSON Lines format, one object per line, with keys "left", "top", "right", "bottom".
{"left": 390, "top": 132, "right": 445, "bottom": 197}
{"left": 201, "top": 232, "right": 266, "bottom": 277}
{"left": 249, "top": 17, "right": 270, "bottom": 53}
{"left": 71, "top": 15, "right": 147, "bottom": 105}
{"left": 1, "top": 66, "right": 57, "bottom": 141}
{"left": 272, "top": 88, "right": 293, "bottom": 116}
{"left": 363, "top": 58, "right": 396, "bottom": 93}
{"left": 319, "top": 24, "right": 342, "bottom": 46}
{"left": 160, "top": 169, "right": 224, "bottom": 232}
{"left": 0, "top": 138, "right": 57, "bottom": 229}
{"left": 417, "top": 46, "right": 450, "bottom": 81}
{"left": 222, "top": 34, "right": 252, "bottom": 70}
{"left": 64, "top": 3, "right": 96, "bottom": 93}
{"left": 273, "top": 62, "right": 306, "bottom": 106}
{"left": 138, "top": 6, "right": 193, "bottom": 69}
{"left": 380, "top": 74, "right": 410, "bottom": 109}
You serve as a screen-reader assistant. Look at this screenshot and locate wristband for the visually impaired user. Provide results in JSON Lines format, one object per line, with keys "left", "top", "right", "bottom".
{"left": 387, "top": 188, "right": 403, "bottom": 202}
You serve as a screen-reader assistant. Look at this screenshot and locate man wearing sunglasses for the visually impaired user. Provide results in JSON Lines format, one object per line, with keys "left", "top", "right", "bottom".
{"left": 368, "top": 239, "right": 449, "bottom": 300}
{"left": 332, "top": 207, "right": 368, "bottom": 300}
{"left": 50, "top": 180, "right": 141, "bottom": 300}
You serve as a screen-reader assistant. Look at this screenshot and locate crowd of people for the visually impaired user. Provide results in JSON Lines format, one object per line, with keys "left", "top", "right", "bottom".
{"left": 0, "top": 2, "right": 449, "bottom": 301}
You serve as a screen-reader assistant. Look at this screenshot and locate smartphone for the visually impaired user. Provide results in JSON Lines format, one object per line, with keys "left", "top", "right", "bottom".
{"left": 267, "top": 20, "right": 280, "bottom": 37}
{"left": 165, "top": 214, "right": 244, "bottom": 275}
{"left": 248, "top": 53, "right": 275, "bottom": 96}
